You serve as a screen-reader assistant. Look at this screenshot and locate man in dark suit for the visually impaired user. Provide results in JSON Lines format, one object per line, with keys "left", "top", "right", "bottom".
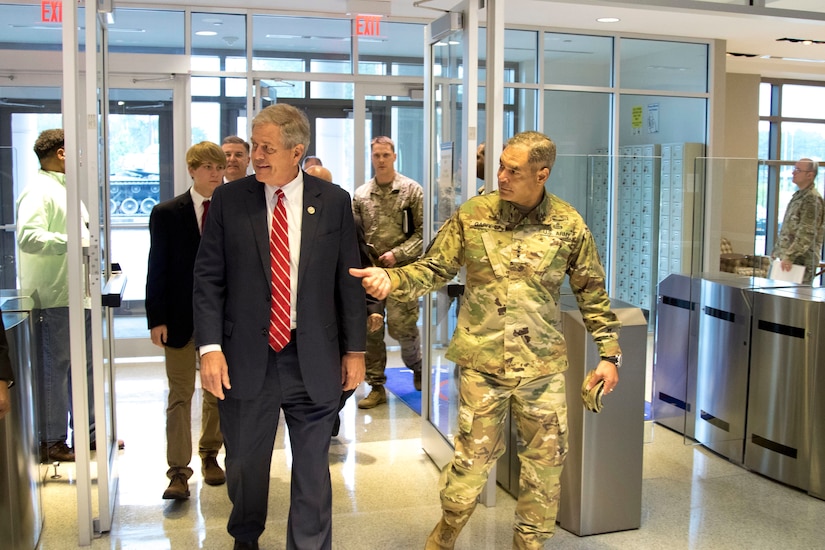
{"left": 146, "top": 141, "right": 226, "bottom": 500}
{"left": 194, "top": 103, "right": 366, "bottom": 550}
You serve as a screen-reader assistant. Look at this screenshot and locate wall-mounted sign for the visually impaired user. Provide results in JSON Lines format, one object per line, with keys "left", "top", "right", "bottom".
{"left": 41, "top": 0, "right": 62, "bottom": 23}
{"left": 355, "top": 15, "right": 381, "bottom": 37}
{"left": 631, "top": 105, "right": 643, "bottom": 136}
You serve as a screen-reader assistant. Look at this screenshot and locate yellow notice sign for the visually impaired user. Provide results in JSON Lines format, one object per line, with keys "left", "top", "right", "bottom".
{"left": 632, "top": 106, "right": 643, "bottom": 128}
{"left": 631, "top": 105, "right": 643, "bottom": 135}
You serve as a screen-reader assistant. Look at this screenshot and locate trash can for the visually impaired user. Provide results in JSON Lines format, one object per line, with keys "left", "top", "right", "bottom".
{"left": 0, "top": 311, "right": 43, "bottom": 550}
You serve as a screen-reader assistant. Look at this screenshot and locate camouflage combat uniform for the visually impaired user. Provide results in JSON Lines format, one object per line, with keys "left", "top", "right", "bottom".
{"left": 353, "top": 172, "right": 424, "bottom": 384}
{"left": 771, "top": 185, "right": 825, "bottom": 284}
{"left": 387, "top": 190, "right": 621, "bottom": 548}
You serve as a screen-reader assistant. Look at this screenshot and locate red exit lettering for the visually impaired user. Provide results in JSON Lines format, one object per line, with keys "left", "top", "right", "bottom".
{"left": 41, "top": 0, "right": 62, "bottom": 23}
{"left": 356, "top": 15, "right": 381, "bottom": 37}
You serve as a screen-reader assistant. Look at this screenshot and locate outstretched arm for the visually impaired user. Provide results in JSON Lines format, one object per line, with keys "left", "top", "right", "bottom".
{"left": 349, "top": 267, "right": 392, "bottom": 300}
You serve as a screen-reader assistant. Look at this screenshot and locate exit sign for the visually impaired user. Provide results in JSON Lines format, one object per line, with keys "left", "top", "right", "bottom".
{"left": 355, "top": 14, "right": 381, "bottom": 37}
{"left": 41, "top": 0, "right": 62, "bottom": 23}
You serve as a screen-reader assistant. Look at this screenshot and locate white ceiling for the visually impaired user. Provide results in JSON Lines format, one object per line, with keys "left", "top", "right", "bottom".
{"left": 4, "top": 0, "right": 825, "bottom": 81}
{"left": 125, "top": 0, "right": 825, "bottom": 80}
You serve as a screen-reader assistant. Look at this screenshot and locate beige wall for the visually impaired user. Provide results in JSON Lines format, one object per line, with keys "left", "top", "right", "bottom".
{"left": 720, "top": 73, "right": 762, "bottom": 256}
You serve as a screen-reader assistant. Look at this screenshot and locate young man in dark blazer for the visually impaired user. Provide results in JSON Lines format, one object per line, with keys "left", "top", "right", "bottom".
{"left": 193, "top": 103, "right": 366, "bottom": 550}
{"left": 146, "top": 141, "right": 226, "bottom": 500}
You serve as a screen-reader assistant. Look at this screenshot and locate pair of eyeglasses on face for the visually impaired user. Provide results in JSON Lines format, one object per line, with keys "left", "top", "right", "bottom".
{"left": 793, "top": 168, "right": 813, "bottom": 173}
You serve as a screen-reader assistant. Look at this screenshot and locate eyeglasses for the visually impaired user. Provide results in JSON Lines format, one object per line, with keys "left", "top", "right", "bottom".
{"left": 792, "top": 168, "right": 813, "bottom": 173}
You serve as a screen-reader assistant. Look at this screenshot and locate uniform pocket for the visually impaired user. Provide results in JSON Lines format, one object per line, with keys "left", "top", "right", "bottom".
{"left": 457, "top": 404, "right": 474, "bottom": 434}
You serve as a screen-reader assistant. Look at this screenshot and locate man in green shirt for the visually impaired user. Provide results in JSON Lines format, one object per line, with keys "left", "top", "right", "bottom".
{"left": 16, "top": 129, "right": 93, "bottom": 462}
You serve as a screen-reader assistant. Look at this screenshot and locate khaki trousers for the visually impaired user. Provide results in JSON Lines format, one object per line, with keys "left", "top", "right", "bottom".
{"left": 165, "top": 339, "right": 222, "bottom": 478}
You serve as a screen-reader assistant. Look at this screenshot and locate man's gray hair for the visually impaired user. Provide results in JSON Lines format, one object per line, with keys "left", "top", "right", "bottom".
{"left": 506, "top": 131, "right": 556, "bottom": 171}
{"left": 801, "top": 158, "right": 819, "bottom": 178}
{"left": 251, "top": 104, "right": 310, "bottom": 151}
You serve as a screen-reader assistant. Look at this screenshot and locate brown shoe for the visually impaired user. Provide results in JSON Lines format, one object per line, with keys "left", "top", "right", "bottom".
{"left": 41, "top": 441, "right": 75, "bottom": 463}
{"left": 162, "top": 473, "right": 190, "bottom": 500}
{"left": 357, "top": 386, "right": 387, "bottom": 409}
{"left": 202, "top": 457, "right": 226, "bottom": 486}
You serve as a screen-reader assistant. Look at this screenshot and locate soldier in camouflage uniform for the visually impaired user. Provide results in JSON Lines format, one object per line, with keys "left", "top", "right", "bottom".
{"left": 352, "top": 136, "right": 425, "bottom": 408}
{"left": 351, "top": 131, "right": 622, "bottom": 550}
{"left": 771, "top": 158, "right": 825, "bottom": 285}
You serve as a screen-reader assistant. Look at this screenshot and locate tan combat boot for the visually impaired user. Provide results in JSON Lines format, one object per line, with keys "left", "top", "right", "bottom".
{"left": 357, "top": 386, "right": 387, "bottom": 409}
{"left": 512, "top": 530, "right": 546, "bottom": 550}
{"left": 424, "top": 505, "right": 476, "bottom": 550}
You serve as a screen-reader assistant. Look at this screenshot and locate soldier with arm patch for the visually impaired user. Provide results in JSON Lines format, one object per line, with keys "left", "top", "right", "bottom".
{"left": 351, "top": 131, "right": 621, "bottom": 550}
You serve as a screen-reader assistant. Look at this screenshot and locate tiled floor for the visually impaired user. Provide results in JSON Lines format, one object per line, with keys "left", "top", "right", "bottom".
{"left": 35, "top": 359, "right": 825, "bottom": 549}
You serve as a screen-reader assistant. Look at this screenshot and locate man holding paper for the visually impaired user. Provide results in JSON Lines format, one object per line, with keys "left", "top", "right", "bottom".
{"left": 772, "top": 158, "right": 825, "bottom": 284}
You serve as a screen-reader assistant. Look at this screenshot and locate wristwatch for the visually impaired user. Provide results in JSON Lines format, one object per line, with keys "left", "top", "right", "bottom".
{"left": 600, "top": 355, "right": 622, "bottom": 368}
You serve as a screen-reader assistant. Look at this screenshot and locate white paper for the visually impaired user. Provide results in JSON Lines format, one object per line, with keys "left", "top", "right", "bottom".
{"left": 768, "top": 258, "right": 805, "bottom": 283}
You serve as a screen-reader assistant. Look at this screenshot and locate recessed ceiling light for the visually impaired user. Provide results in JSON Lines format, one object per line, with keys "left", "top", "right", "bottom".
{"left": 597, "top": 17, "right": 620, "bottom": 23}
{"left": 195, "top": 31, "right": 217, "bottom": 36}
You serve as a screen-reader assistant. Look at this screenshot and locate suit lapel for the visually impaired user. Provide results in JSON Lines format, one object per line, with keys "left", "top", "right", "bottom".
{"left": 241, "top": 178, "right": 270, "bottom": 278}
{"left": 176, "top": 192, "right": 200, "bottom": 244}
{"left": 298, "top": 175, "right": 324, "bottom": 294}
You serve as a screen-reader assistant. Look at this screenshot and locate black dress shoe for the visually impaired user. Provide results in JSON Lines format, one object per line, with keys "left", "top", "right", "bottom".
{"left": 233, "top": 540, "right": 259, "bottom": 550}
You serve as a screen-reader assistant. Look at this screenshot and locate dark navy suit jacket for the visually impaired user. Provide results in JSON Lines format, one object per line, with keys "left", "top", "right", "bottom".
{"left": 192, "top": 172, "right": 366, "bottom": 403}
{"left": 145, "top": 191, "right": 201, "bottom": 349}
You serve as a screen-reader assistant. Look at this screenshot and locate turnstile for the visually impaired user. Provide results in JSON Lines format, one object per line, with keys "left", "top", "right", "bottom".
{"left": 693, "top": 274, "right": 800, "bottom": 464}
{"left": 0, "top": 312, "right": 43, "bottom": 550}
{"left": 693, "top": 274, "right": 754, "bottom": 464}
{"left": 746, "top": 286, "right": 825, "bottom": 495}
{"left": 652, "top": 273, "right": 699, "bottom": 438}
{"left": 557, "top": 298, "right": 647, "bottom": 536}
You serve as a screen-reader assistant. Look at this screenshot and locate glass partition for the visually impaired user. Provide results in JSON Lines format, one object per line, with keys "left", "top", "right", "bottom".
{"left": 544, "top": 32, "right": 613, "bottom": 87}
{"left": 252, "top": 16, "right": 351, "bottom": 73}
{"left": 109, "top": 9, "right": 185, "bottom": 55}
{"left": 619, "top": 38, "right": 708, "bottom": 93}
{"left": 357, "top": 21, "right": 425, "bottom": 76}
{"left": 192, "top": 12, "right": 246, "bottom": 68}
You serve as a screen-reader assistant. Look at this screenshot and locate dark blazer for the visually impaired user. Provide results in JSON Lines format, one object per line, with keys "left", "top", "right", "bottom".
{"left": 193, "top": 172, "right": 366, "bottom": 403}
{"left": 146, "top": 190, "right": 201, "bottom": 349}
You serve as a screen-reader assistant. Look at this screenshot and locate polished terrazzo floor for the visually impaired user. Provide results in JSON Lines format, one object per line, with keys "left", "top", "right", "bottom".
{"left": 35, "top": 359, "right": 825, "bottom": 550}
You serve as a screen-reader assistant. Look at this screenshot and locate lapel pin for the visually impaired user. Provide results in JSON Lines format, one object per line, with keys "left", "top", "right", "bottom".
{"left": 307, "top": 206, "right": 316, "bottom": 214}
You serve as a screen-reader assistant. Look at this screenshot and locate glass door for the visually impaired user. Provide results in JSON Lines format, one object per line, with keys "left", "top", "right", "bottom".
{"left": 354, "top": 82, "right": 425, "bottom": 191}
{"left": 421, "top": 0, "right": 492, "bottom": 501}
{"left": 106, "top": 77, "right": 179, "bottom": 359}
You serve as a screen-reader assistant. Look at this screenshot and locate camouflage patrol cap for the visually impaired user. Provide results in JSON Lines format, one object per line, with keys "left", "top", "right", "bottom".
{"left": 581, "top": 370, "right": 605, "bottom": 413}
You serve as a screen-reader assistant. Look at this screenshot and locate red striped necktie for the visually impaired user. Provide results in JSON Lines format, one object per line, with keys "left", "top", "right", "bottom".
{"left": 269, "top": 189, "right": 291, "bottom": 351}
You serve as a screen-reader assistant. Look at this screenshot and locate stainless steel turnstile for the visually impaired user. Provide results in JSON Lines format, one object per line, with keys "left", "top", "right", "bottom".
{"left": 0, "top": 312, "right": 43, "bottom": 550}
{"left": 652, "top": 273, "right": 699, "bottom": 438}
{"left": 746, "top": 286, "right": 825, "bottom": 495}
{"left": 557, "top": 298, "right": 647, "bottom": 536}
{"left": 693, "top": 274, "right": 800, "bottom": 464}
{"left": 694, "top": 274, "right": 754, "bottom": 464}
